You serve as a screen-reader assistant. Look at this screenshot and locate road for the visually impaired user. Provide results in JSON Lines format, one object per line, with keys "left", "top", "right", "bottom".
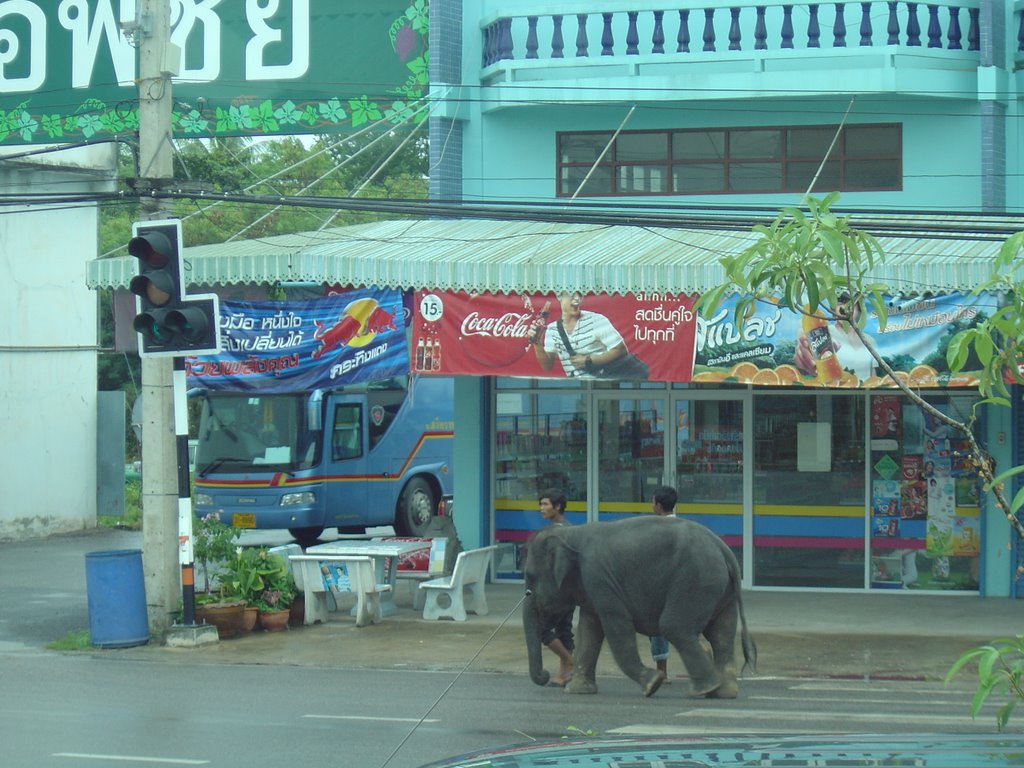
{"left": 2, "top": 650, "right": 1001, "bottom": 768}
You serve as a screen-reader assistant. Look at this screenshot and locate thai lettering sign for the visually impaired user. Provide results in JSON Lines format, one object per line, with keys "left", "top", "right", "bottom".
{"left": 411, "top": 290, "right": 698, "bottom": 382}
{"left": 185, "top": 288, "right": 408, "bottom": 392}
{"left": 0, "top": 0, "right": 427, "bottom": 145}
{"left": 694, "top": 291, "right": 990, "bottom": 388}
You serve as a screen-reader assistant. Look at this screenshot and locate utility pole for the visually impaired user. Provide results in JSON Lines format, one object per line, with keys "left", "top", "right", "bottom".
{"left": 134, "top": 0, "right": 193, "bottom": 636}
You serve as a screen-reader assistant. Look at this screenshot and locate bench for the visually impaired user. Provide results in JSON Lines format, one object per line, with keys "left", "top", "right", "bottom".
{"left": 288, "top": 554, "right": 391, "bottom": 627}
{"left": 378, "top": 537, "right": 448, "bottom": 610}
{"left": 418, "top": 545, "right": 498, "bottom": 621}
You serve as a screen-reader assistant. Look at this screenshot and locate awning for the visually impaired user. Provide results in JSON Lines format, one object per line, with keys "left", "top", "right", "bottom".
{"left": 86, "top": 215, "right": 1020, "bottom": 296}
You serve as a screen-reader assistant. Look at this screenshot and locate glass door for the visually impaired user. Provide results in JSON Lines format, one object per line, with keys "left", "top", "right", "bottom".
{"left": 673, "top": 396, "right": 745, "bottom": 568}
{"left": 593, "top": 395, "right": 668, "bottom": 522}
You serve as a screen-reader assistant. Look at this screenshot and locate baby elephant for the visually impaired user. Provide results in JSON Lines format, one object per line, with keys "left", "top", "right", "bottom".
{"left": 523, "top": 516, "right": 756, "bottom": 698}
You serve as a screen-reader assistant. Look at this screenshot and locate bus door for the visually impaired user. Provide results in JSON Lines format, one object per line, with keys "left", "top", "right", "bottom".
{"left": 322, "top": 395, "right": 370, "bottom": 531}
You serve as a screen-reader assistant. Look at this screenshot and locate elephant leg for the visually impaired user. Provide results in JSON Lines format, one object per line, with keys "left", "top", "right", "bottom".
{"left": 566, "top": 608, "right": 600, "bottom": 694}
{"left": 669, "top": 632, "right": 720, "bottom": 698}
{"left": 597, "top": 611, "right": 664, "bottom": 697}
{"left": 703, "top": 602, "right": 740, "bottom": 699}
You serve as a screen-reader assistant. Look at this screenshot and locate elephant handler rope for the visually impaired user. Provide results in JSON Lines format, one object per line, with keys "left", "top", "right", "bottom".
{"left": 379, "top": 593, "right": 528, "bottom": 768}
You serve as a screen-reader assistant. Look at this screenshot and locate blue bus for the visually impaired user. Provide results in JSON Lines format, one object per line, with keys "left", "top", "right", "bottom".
{"left": 192, "top": 376, "right": 454, "bottom": 546}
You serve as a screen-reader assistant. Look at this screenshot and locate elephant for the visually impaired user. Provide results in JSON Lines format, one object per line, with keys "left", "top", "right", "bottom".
{"left": 522, "top": 515, "right": 756, "bottom": 698}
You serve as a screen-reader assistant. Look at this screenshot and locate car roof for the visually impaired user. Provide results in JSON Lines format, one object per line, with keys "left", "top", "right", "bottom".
{"left": 416, "top": 734, "right": 1024, "bottom": 767}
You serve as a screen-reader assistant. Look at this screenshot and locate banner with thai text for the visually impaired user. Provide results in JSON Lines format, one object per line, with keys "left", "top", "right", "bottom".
{"left": 185, "top": 289, "right": 408, "bottom": 392}
{"left": 411, "top": 290, "right": 697, "bottom": 382}
{"left": 695, "top": 291, "right": 994, "bottom": 388}
{"left": 0, "top": 1, "right": 426, "bottom": 145}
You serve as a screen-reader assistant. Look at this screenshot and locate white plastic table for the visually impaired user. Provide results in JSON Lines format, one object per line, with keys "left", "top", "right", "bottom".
{"left": 305, "top": 539, "right": 429, "bottom": 616}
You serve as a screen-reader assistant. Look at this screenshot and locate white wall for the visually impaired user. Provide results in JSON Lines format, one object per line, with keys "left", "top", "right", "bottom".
{"left": 0, "top": 144, "right": 117, "bottom": 540}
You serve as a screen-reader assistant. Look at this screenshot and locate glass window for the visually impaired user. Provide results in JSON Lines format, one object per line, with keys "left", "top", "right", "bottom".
{"left": 787, "top": 127, "right": 834, "bottom": 158}
{"left": 753, "top": 393, "right": 866, "bottom": 588}
{"left": 557, "top": 124, "right": 900, "bottom": 197}
{"left": 729, "top": 163, "right": 782, "bottom": 191}
{"left": 868, "top": 393, "right": 979, "bottom": 592}
{"left": 618, "top": 165, "right": 668, "bottom": 193}
{"left": 560, "top": 133, "right": 614, "bottom": 163}
{"left": 673, "top": 130, "right": 725, "bottom": 160}
{"left": 846, "top": 124, "right": 900, "bottom": 157}
{"left": 674, "top": 164, "right": 725, "bottom": 193}
{"left": 731, "top": 130, "right": 782, "bottom": 159}
{"left": 616, "top": 133, "right": 667, "bottom": 161}
{"left": 332, "top": 403, "right": 362, "bottom": 460}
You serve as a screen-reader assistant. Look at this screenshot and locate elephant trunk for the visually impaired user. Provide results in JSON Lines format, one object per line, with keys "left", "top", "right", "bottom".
{"left": 523, "top": 593, "right": 551, "bottom": 686}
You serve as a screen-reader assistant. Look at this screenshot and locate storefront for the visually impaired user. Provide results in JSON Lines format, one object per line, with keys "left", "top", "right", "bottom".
{"left": 490, "top": 380, "right": 983, "bottom": 592}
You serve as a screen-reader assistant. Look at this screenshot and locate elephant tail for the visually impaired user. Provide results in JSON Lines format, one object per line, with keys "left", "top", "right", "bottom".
{"left": 737, "top": 591, "right": 758, "bottom": 674}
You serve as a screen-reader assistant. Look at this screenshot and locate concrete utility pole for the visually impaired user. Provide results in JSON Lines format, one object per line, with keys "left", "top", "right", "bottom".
{"left": 135, "top": 0, "right": 180, "bottom": 632}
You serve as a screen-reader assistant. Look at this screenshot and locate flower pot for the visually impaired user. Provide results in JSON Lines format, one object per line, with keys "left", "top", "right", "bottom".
{"left": 259, "top": 608, "right": 290, "bottom": 632}
{"left": 240, "top": 606, "right": 259, "bottom": 633}
{"left": 195, "top": 600, "right": 246, "bottom": 639}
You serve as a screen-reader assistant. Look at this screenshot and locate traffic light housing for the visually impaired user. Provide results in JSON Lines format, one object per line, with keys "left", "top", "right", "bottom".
{"left": 129, "top": 220, "right": 220, "bottom": 357}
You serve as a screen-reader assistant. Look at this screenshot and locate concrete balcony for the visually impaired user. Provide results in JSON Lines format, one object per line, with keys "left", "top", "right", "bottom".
{"left": 478, "top": 1, "right": 990, "bottom": 108}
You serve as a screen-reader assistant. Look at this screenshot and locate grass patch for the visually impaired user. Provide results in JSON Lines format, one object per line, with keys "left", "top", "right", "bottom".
{"left": 47, "top": 629, "right": 92, "bottom": 650}
{"left": 99, "top": 479, "right": 142, "bottom": 530}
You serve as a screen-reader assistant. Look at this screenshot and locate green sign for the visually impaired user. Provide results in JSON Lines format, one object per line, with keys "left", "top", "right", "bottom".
{"left": 0, "top": 0, "right": 428, "bottom": 145}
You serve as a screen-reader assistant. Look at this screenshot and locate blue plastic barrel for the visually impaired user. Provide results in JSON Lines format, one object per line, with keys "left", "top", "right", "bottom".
{"left": 85, "top": 549, "right": 149, "bottom": 648}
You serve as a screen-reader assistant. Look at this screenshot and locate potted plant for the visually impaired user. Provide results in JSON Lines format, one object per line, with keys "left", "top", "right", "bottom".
{"left": 192, "top": 514, "right": 246, "bottom": 638}
{"left": 252, "top": 553, "right": 298, "bottom": 632}
{"left": 219, "top": 546, "right": 268, "bottom": 633}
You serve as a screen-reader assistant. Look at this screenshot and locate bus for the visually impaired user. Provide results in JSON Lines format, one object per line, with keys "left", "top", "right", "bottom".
{"left": 191, "top": 375, "right": 454, "bottom": 546}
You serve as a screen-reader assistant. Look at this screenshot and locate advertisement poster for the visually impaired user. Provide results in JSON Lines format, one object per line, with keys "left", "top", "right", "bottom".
{"left": 411, "top": 290, "right": 698, "bottom": 382}
{"left": 871, "top": 396, "right": 901, "bottom": 438}
{"left": 186, "top": 289, "right": 408, "bottom": 392}
{"left": 693, "top": 291, "right": 991, "bottom": 387}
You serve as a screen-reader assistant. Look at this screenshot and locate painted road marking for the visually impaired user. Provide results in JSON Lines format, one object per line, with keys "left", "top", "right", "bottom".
{"left": 54, "top": 755, "right": 209, "bottom": 765}
{"left": 303, "top": 714, "right": 441, "bottom": 723}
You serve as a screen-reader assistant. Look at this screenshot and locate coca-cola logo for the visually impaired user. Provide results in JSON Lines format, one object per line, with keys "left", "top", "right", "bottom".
{"left": 453, "top": 296, "right": 546, "bottom": 368}
{"left": 460, "top": 311, "right": 533, "bottom": 339}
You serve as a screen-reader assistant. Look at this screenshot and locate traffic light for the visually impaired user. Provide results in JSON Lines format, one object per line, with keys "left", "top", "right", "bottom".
{"left": 129, "top": 220, "right": 220, "bottom": 357}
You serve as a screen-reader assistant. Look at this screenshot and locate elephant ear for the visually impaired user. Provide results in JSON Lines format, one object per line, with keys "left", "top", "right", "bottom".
{"left": 551, "top": 536, "right": 576, "bottom": 591}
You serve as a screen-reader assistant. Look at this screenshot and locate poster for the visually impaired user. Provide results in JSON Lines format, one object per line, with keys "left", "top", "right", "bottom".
{"left": 411, "top": 290, "right": 698, "bottom": 382}
{"left": 185, "top": 289, "right": 409, "bottom": 392}
{"left": 693, "top": 292, "right": 991, "bottom": 387}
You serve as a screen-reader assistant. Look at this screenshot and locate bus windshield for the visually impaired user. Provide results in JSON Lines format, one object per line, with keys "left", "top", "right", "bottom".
{"left": 195, "top": 393, "right": 319, "bottom": 475}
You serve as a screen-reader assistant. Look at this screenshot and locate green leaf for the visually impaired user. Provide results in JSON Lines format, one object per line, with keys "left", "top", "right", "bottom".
{"left": 946, "top": 332, "right": 972, "bottom": 373}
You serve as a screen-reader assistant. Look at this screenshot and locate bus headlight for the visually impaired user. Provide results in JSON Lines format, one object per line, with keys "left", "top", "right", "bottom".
{"left": 194, "top": 493, "right": 213, "bottom": 506}
{"left": 281, "top": 492, "right": 316, "bottom": 506}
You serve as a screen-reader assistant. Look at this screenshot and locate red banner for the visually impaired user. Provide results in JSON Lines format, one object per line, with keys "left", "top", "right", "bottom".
{"left": 412, "top": 291, "right": 697, "bottom": 382}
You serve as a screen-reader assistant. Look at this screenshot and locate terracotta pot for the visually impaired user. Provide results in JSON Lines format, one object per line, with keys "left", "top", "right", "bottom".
{"left": 259, "top": 608, "right": 290, "bottom": 632}
{"left": 195, "top": 600, "right": 246, "bottom": 639}
{"left": 240, "top": 606, "right": 259, "bottom": 633}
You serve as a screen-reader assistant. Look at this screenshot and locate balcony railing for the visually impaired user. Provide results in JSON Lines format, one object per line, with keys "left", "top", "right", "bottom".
{"left": 482, "top": 2, "right": 981, "bottom": 68}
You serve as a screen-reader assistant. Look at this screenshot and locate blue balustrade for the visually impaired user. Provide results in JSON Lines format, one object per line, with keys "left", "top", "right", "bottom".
{"left": 480, "top": 1, "right": 986, "bottom": 67}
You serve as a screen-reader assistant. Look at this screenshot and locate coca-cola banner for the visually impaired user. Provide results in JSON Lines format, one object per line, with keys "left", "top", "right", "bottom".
{"left": 412, "top": 290, "right": 698, "bottom": 382}
{"left": 186, "top": 289, "right": 408, "bottom": 392}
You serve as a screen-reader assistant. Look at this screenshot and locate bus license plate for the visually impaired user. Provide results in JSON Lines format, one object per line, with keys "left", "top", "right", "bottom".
{"left": 232, "top": 513, "right": 256, "bottom": 529}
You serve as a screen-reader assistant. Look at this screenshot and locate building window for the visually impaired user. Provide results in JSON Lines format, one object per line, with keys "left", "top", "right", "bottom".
{"left": 557, "top": 124, "right": 901, "bottom": 197}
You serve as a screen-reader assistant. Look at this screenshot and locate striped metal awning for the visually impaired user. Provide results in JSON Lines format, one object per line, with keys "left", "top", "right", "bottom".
{"left": 86, "top": 215, "right": 1018, "bottom": 296}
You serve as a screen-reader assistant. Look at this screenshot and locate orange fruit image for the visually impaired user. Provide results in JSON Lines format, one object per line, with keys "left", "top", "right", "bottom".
{"left": 775, "top": 364, "right": 801, "bottom": 384}
{"left": 729, "top": 362, "right": 759, "bottom": 382}
{"left": 909, "top": 364, "right": 938, "bottom": 387}
{"left": 693, "top": 371, "right": 727, "bottom": 382}
{"left": 838, "top": 371, "right": 860, "bottom": 388}
{"left": 751, "top": 368, "right": 780, "bottom": 386}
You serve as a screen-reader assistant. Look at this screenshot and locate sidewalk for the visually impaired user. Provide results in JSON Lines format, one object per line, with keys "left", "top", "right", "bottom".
{"left": 3, "top": 527, "right": 1021, "bottom": 682}
{"left": 141, "top": 579, "right": 1023, "bottom": 683}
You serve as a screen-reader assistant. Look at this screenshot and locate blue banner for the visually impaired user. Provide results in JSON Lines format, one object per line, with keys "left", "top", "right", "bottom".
{"left": 186, "top": 289, "right": 409, "bottom": 392}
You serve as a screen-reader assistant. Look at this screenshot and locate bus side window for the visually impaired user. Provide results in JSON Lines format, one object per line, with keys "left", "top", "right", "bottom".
{"left": 332, "top": 404, "right": 363, "bottom": 461}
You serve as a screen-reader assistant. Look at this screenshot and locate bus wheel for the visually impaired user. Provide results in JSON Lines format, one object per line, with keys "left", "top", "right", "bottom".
{"left": 396, "top": 477, "right": 436, "bottom": 537}
{"left": 289, "top": 526, "right": 324, "bottom": 547}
